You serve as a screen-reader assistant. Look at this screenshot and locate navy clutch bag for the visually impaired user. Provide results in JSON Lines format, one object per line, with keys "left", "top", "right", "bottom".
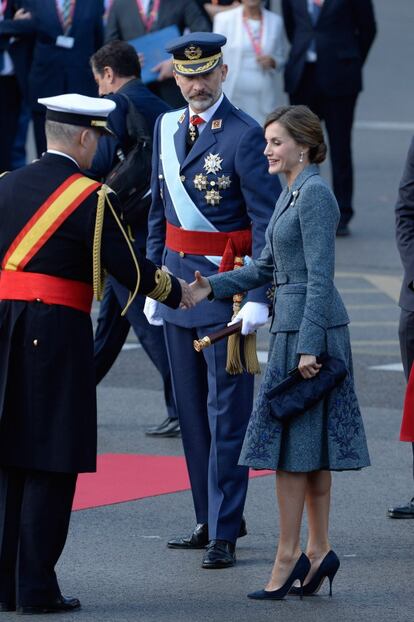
{"left": 265, "top": 353, "right": 348, "bottom": 423}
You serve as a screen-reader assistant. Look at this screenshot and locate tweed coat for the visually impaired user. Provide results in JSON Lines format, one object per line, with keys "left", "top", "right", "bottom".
{"left": 209, "top": 165, "right": 370, "bottom": 471}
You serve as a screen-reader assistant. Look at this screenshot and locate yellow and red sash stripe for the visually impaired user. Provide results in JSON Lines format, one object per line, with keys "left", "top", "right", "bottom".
{"left": 0, "top": 173, "right": 100, "bottom": 313}
{"left": 2, "top": 173, "right": 100, "bottom": 271}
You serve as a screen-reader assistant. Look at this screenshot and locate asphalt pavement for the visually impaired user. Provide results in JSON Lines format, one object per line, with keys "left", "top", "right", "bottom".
{"left": 5, "top": 1, "right": 414, "bottom": 620}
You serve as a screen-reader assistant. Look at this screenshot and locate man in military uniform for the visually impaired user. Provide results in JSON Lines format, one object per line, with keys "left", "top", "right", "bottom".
{"left": 0, "top": 93, "right": 192, "bottom": 614}
{"left": 146, "top": 32, "right": 282, "bottom": 568}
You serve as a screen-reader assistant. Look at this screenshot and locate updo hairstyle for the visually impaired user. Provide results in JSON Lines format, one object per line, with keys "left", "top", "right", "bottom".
{"left": 264, "top": 105, "right": 327, "bottom": 164}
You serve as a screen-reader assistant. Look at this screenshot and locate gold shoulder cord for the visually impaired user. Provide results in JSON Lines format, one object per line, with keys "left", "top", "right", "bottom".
{"left": 94, "top": 185, "right": 141, "bottom": 316}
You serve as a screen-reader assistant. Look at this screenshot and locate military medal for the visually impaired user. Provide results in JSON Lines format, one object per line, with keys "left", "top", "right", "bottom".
{"left": 217, "top": 175, "right": 231, "bottom": 190}
{"left": 193, "top": 174, "right": 208, "bottom": 191}
{"left": 204, "top": 153, "right": 223, "bottom": 174}
{"left": 205, "top": 189, "right": 222, "bottom": 206}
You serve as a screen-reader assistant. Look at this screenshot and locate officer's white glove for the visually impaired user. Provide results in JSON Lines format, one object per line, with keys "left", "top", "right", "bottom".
{"left": 144, "top": 296, "right": 164, "bottom": 326}
{"left": 228, "top": 301, "right": 269, "bottom": 336}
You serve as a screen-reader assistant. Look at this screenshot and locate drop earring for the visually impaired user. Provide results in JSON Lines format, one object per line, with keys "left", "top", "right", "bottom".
{"left": 299, "top": 151, "right": 304, "bottom": 163}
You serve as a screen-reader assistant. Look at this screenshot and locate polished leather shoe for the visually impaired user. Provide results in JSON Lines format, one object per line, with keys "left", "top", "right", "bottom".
{"left": 167, "top": 516, "right": 247, "bottom": 549}
{"left": 0, "top": 602, "right": 15, "bottom": 612}
{"left": 202, "top": 540, "right": 235, "bottom": 569}
{"left": 388, "top": 497, "right": 414, "bottom": 518}
{"left": 145, "top": 417, "right": 181, "bottom": 438}
{"left": 16, "top": 595, "right": 81, "bottom": 615}
{"left": 168, "top": 522, "right": 208, "bottom": 549}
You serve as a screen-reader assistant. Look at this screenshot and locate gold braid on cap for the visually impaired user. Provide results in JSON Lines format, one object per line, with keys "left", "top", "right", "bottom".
{"left": 94, "top": 185, "right": 141, "bottom": 315}
{"left": 148, "top": 268, "right": 172, "bottom": 303}
{"left": 173, "top": 52, "right": 222, "bottom": 75}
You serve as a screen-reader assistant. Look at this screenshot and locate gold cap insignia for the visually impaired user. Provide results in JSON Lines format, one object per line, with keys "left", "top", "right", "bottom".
{"left": 184, "top": 45, "right": 203, "bottom": 60}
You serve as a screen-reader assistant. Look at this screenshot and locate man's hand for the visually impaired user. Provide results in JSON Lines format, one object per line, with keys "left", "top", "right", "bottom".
{"left": 228, "top": 301, "right": 269, "bottom": 335}
{"left": 189, "top": 270, "right": 212, "bottom": 304}
{"left": 298, "top": 354, "right": 322, "bottom": 379}
{"left": 256, "top": 55, "right": 276, "bottom": 71}
{"left": 178, "top": 278, "right": 195, "bottom": 309}
{"left": 14, "top": 8, "right": 32, "bottom": 19}
{"left": 152, "top": 58, "right": 173, "bottom": 81}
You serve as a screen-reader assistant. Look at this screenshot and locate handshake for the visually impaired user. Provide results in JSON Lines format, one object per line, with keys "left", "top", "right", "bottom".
{"left": 145, "top": 270, "right": 269, "bottom": 336}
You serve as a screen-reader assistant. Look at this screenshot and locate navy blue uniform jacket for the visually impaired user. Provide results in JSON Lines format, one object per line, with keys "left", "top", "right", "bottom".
{"left": 146, "top": 95, "right": 282, "bottom": 328}
{"left": 282, "top": 0, "right": 376, "bottom": 96}
{"left": 0, "top": 153, "right": 181, "bottom": 473}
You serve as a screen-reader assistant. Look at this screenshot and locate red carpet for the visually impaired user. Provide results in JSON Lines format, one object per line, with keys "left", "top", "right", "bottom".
{"left": 73, "top": 454, "right": 272, "bottom": 511}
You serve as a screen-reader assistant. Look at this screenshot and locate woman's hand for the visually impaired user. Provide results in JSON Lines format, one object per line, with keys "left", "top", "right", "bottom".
{"left": 256, "top": 55, "right": 276, "bottom": 71}
{"left": 189, "top": 270, "right": 212, "bottom": 304}
{"left": 298, "top": 354, "right": 322, "bottom": 379}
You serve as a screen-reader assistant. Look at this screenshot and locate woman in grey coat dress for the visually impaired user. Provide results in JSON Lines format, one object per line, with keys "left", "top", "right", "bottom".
{"left": 190, "top": 105, "right": 370, "bottom": 600}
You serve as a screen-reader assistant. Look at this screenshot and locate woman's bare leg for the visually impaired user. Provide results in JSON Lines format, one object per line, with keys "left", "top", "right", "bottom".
{"left": 303, "top": 470, "right": 332, "bottom": 583}
{"left": 266, "top": 470, "right": 307, "bottom": 591}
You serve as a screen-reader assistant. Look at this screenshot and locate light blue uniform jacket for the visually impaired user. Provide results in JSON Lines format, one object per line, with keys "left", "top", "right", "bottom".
{"left": 209, "top": 165, "right": 350, "bottom": 355}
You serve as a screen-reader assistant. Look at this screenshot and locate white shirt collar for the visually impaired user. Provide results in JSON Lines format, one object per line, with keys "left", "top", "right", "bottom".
{"left": 189, "top": 93, "right": 224, "bottom": 132}
{"left": 47, "top": 150, "right": 80, "bottom": 168}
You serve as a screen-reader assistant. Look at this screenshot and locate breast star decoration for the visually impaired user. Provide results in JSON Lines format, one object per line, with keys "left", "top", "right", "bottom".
{"left": 193, "top": 174, "right": 208, "bottom": 191}
{"left": 191, "top": 153, "right": 231, "bottom": 206}
{"left": 217, "top": 175, "right": 231, "bottom": 190}
{"left": 205, "top": 189, "right": 222, "bottom": 206}
{"left": 203, "top": 153, "right": 223, "bottom": 175}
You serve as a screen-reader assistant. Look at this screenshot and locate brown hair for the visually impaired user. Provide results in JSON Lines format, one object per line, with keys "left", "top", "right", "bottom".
{"left": 264, "top": 105, "right": 327, "bottom": 164}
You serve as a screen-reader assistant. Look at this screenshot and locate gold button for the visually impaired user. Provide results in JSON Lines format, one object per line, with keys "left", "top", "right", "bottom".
{"left": 180, "top": 175, "right": 186, "bottom": 182}
{"left": 35, "top": 298, "right": 42, "bottom": 303}
{"left": 179, "top": 251, "right": 185, "bottom": 258}
{"left": 33, "top": 339, "right": 38, "bottom": 347}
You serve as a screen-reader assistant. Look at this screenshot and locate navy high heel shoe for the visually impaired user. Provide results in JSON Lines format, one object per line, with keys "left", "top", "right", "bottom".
{"left": 290, "top": 550, "right": 340, "bottom": 597}
{"left": 247, "top": 553, "right": 311, "bottom": 600}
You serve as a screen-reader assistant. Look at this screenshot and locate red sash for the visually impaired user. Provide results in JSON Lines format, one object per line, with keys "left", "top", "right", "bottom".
{"left": 165, "top": 222, "right": 252, "bottom": 272}
{"left": 0, "top": 270, "right": 93, "bottom": 313}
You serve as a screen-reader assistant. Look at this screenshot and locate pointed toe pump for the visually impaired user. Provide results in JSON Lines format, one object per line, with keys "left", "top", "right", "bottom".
{"left": 248, "top": 553, "right": 311, "bottom": 600}
{"left": 290, "top": 550, "right": 340, "bottom": 597}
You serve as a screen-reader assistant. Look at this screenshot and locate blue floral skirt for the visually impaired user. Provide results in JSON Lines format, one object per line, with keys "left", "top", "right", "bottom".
{"left": 239, "top": 326, "right": 371, "bottom": 472}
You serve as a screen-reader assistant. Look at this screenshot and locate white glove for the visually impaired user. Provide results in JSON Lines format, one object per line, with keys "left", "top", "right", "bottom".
{"left": 228, "top": 301, "right": 269, "bottom": 336}
{"left": 143, "top": 297, "right": 164, "bottom": 326}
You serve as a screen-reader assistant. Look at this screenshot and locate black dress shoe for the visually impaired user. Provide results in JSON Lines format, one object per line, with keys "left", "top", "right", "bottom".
{"left": 168, "top": 523, "right": 208, "bottom": 549}
{"left": 145, "top": 417, "right": 181, "bottom": 438}
{"left": 167, "top": 516, "right": 247, "bottom": 549}
{"left": 202, "top": 540, "right": 235, "bottom": 569}
{"left": 16, "top": 595, "right": 81, "bottom": 615}
{"left": 0, "top": 602, "right": 15, "bottom": 612}
{"left": 388, "top": 497, "right": 414, "bottom": 518}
